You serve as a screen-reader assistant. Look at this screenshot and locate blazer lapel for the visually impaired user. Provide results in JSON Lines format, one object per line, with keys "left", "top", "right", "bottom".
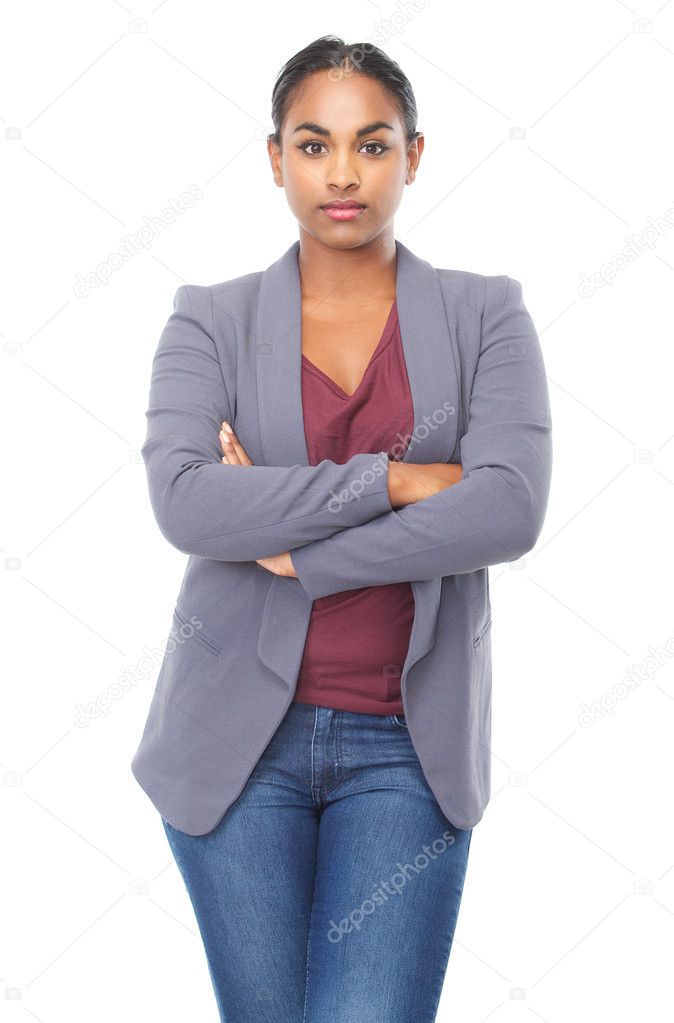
{"left": 255, "top": 238, "right": 461, "bottom": 689}
{"left": 255, "top": 237, "right": 459, "bottom": 467}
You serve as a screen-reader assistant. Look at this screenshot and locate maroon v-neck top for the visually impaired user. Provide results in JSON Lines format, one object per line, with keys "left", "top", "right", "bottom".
{"left": 293, "top": 300, "right": 415, "bottom": 716}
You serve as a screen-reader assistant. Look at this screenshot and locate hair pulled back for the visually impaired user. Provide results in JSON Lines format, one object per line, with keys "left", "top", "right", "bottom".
{"left": 268, "top": 35, "right": 421, "bottom": 151}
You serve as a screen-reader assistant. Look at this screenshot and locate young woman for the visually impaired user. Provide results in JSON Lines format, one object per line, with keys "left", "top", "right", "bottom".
{"left": 132, "top": 35, "right": 552, "bottom": 1023}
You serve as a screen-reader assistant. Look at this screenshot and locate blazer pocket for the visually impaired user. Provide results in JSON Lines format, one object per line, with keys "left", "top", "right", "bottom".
{"left": 472, "top": 612, "right": 492, "bottom": 647}
{"left": 173, "top": 607, "right": 222, "bottom": 657}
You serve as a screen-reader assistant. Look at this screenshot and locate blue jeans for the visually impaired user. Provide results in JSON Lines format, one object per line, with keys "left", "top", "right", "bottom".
{"left": 162, "top": 701, "right": 473, "bottom": 1022}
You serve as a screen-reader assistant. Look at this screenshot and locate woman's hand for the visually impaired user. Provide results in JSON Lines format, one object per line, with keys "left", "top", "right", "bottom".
{"left": 218, "top": 422, "right": 297, "bottom": 577}
{"left": 219, "top": 421, "right": 254, "bottom": 466}
{"left": 387, "top": 461, "right": 463, "bottom": 508}
{"left": 255, "top": 552, "right": 298, "bottom": 578}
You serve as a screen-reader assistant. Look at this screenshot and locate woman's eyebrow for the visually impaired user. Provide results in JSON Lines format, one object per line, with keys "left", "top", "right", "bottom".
{"left": 291, "top": 120, "right": 395, "bottom": 138}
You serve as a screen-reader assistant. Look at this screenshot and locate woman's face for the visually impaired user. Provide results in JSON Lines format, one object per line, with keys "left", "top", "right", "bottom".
{"left": 268, "top": 69, "right": 423, "bottom": 250}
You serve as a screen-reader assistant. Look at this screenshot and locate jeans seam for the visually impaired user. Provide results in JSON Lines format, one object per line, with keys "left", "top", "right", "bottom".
{"left": 336, "top": 712, "right": 343, "bottom": 781}
{"left": 309, "top": 707, "right": 320, "bottom": 808}
{"left": 302, "top": 870, "right": 318, "bottom": 1022}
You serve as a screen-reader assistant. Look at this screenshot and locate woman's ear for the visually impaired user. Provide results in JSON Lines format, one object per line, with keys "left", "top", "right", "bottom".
{"left": 267, "top": 137, "right": 284, "bottom": 187}
{"left": 406, "top": 133, "right": 424, "bottom": 185}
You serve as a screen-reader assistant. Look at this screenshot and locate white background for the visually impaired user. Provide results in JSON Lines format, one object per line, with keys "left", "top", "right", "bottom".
{"left": 2, "top": 1, "right": 673, "bottom": 1020}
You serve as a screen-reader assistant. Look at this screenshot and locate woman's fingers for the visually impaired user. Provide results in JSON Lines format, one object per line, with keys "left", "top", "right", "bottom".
{"left": 219, "top": 427, "right": 240, "bottom": 464}
{"left": 219, "top": 428, "right": 235, "bottom": 463}
{"left": 219, "top": 421, "right": 254, "bottom": 465}
{"left": 255, "top": 552, "right": 297, "bottom": 577}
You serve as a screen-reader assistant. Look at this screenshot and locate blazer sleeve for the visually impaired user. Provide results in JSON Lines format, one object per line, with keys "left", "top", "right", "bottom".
{"left": 290, "top": 275, "right": 553, "bottom": 598}
{"left": 141, "top": 284, "right": 393, "bottom": 560}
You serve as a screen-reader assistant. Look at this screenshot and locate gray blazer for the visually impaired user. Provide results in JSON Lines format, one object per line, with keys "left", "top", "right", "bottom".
{"left": 131, "top": 238, "right": 552, "bottom": 835}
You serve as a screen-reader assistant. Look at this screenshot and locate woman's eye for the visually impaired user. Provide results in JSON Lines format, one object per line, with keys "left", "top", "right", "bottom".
{"left": 297, "top": 141, "right": 389, "bottom": 156}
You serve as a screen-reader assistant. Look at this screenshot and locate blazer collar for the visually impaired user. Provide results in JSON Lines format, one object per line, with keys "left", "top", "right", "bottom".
{"left": 255, "top": 238, "right": 460, "bottom": 470}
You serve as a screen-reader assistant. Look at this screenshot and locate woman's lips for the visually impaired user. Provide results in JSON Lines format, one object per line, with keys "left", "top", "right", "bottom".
{"left": 321, "top": 205, "right": 366, "bottom": 221}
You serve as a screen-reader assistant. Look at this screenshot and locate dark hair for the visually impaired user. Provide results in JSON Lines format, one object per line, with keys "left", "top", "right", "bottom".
{"left": 268, "top": 35, "right": 422, "bottom": 151}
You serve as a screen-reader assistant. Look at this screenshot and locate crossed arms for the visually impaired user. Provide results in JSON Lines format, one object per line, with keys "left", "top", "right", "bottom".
{"left": 141, "top": 278, "right": 552, "bottom": 596}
